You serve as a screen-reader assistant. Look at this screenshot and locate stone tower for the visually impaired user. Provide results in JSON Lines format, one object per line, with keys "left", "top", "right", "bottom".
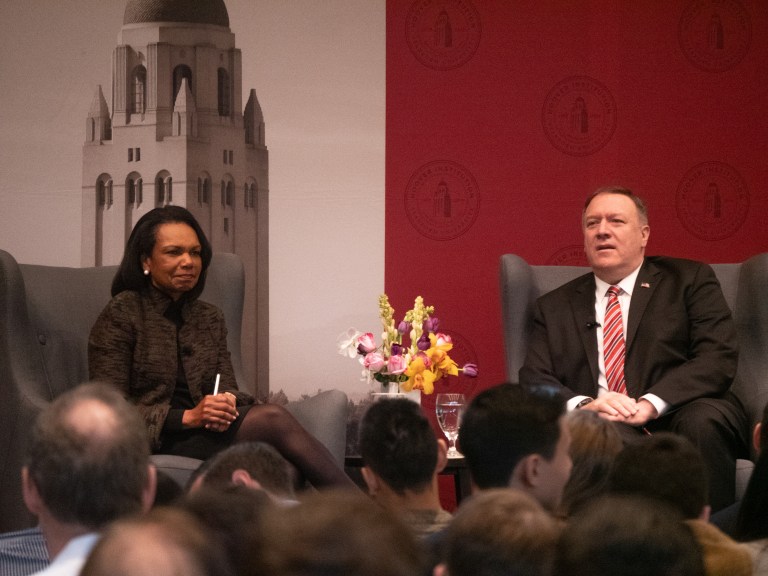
{"left": 81, "top": 0, "right": 268, "bottom": 395}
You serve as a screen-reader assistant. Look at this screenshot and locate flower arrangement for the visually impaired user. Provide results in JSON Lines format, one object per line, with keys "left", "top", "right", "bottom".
{"left": 338, "top": 295, "right": 478, "bottom": 395}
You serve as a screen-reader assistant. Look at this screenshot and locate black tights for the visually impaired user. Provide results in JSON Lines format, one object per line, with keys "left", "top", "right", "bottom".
{"left": 234, "top": 403, "right": 355, "bottom": 489}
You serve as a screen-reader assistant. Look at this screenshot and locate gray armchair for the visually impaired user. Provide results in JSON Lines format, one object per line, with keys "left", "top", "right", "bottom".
{"left": 0, "top": 249, "right": 348, "bottom": 532}
{"left": 499, "top": 253, "right": 768, "bottom": 495}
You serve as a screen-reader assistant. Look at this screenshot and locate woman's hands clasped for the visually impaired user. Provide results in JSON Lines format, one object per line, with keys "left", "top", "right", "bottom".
{"left": 182, "top": 392, "right": 239, "bottom": 432}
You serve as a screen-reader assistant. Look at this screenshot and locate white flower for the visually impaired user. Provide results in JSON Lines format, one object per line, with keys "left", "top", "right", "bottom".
{"left": 337, "top": 328, "right": 362, "bottom": 358}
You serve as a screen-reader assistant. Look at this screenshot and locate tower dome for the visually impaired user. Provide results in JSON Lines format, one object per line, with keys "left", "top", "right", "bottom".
{"left": 124, "top": 0, "right": 229, "bottom": 28}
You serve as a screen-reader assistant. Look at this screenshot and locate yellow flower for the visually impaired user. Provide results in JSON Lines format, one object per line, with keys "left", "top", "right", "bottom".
{"left": 427, "top": 334, "right": 459, "bottom": 379}
{"left": 403, "top": 355, "right": 438, "bottom": 395}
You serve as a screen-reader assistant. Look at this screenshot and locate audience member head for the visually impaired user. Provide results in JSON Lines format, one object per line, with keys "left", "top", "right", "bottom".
{"left": 251, "top": 490, "right": 425, "bottom": 576}
{"left": 557, "top": 409, "right": 623, "bottom": 517}
{"left": 458, "top": 383, "right": 571, "bottom": 510}
{"left": 80, "top": 506, "right": 233, "bottom": 576}
{"left": 112, "top": 205, "right": 212, "bottom": 299}
{"left": 189, "top": 441, "right": 296, "bottom": 501}
{"left": 733, "top": 400, "right": 768, "bottom": 541}
{"left": 179, "top": 484, "right": 272, "bottom": 574}
{"left": 436, "top": 489, "right": 560, "bottom": 576}
{"left": 359, "top": 397, "right": 446, "bottom": 495}
{"left": 555, "top": 495, "right": 705, "bottom": 576}
{"left": 22, "top": 382, "right": 155, "bottom": 533}
{"left": 608, "top": 432, "right": 708, "bottom": 519}
{"left": 733, "top": 447, "right": 768, "bottom": 542}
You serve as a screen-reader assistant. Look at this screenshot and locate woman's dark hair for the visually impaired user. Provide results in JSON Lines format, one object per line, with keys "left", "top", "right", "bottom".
{"left": 112, "top": 206, "right": 212, "bottom": 300}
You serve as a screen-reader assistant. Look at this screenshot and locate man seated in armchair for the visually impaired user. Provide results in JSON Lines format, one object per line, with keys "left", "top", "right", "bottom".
{"left": 519, "top": 185, "right": 749, "bottom": 511}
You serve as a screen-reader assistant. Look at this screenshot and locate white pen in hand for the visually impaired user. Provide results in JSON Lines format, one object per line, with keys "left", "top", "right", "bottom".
{"left": 213, "top": 373, "right": 220, "bottom": 396}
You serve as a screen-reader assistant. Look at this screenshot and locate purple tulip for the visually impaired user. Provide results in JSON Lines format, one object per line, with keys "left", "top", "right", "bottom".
{"left": 391, "top": 343, "right": 405, "bottom": 356}
{"left": 397, "top": 321, "right": 411, "bottom": 334}
{"left": 417, "top": 334, "right": 431, "bottom": 351}
{"left": 462, "top": 363, "right": 479, "bottom": 377}
{"left": 424, "top": 317, "right": 440, "bottom": 333}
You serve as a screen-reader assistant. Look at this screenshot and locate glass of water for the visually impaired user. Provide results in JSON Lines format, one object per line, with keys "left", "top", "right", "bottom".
{"left": 435, "top": 393, "right": 466, "bottom": 458}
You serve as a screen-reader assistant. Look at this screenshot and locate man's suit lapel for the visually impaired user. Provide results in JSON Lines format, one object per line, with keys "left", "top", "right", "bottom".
{"left": 626, "top": 259, "right": 661, "bottom": 349}
{"left": 572, "top": 274, "right": 600, "bottom": 384}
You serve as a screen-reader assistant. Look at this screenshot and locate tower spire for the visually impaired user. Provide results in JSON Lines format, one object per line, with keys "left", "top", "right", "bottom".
{"left": 85, "top": 85, "right": 111, "bottom": 143}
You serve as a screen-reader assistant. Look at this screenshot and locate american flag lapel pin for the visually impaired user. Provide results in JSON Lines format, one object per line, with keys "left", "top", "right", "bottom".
{"left": 641, "top": 282, "right": 650, "bottom": 288}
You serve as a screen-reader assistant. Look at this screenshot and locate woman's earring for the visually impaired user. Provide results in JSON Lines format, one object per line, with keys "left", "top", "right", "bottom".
{"left": 143, "top": 269, "right": 150, "bottom": 276}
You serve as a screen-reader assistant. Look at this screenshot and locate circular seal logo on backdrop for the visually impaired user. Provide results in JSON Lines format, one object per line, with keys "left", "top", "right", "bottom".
{"left": 676, "top": 161, "right": 749, "bottom": 241}
{"left": 405, "top": 0, "right": 482, "bottom": 71}
{"left": 679, "top": 0, "right": 751, "bottom": 73}
{"left": 405, "top": 160, "right": 480, "bottom": 240}
{"left": 542, "top": 76, "right": 617, "bottom": 157}
{"left": 547, "top": 245, "right": 589, "bottom": 266}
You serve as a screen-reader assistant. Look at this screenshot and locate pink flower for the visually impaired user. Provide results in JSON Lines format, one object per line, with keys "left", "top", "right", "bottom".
{"left": 356, "top": 332, "right": 377, "bottom": 355}
{"left": 363, "top": 352, "right": 386, "bottom": 372}
{"left": 386, "top": 354, "right": 408, "bottom": 375}
{"left": 435, "top": 333, "right": 453, "bottom": 347}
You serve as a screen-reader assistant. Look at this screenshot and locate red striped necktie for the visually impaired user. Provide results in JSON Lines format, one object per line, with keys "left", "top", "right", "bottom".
{"left": 603, "top": 285, "right": 627, "bottom": 395}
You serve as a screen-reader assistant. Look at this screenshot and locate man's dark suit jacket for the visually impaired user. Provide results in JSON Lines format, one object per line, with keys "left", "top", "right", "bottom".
{"left": 519, "top": 256, "right": 738, "bottom": 409}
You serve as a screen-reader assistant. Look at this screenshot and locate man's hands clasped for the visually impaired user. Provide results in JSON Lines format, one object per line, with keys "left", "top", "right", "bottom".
{"left": 581, "top": 392, "right": 658, "bottom": 427}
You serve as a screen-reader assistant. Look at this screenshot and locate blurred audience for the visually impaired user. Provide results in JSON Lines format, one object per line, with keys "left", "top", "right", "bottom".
{"left": 80, "top": 507, "right": 233, "bottom": 576}
{"left": 188, "top": 441, "right": 297, "bottom": 504}
{"left": 608, "top": 433, "right": 752, "bottom": 576}
{"left": 732, "top": 416, "right": 768, "bottom": 574}
{"left": 557, "top": 408, "right": 623, "bottom": 518}
{"left": 250, "top": 490, "right": 425, "bottom": 576}
{"left": 458, "top": 383, "right": 572, "bottom": 512}
{"left": 177, "top": 485, "right": 272, "bottom": 576}
{"left": 435, "top": 489, "right": 560, "bottom": 576}
{"left": 358, "top": 397, "right": 452, "bottom": 538}
{"left": 712, "top": 400, "right": 768, "bottom": 537}
{"left": 555, "top": 495, "right": 705, "bottom": 576}
{"left": 22, "top": 383, "right": 156, "bottom": 576}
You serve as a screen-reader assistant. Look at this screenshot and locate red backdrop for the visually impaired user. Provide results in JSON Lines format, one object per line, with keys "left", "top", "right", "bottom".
{"left": 386, "top": 0, "right": 768, "bottom": 401}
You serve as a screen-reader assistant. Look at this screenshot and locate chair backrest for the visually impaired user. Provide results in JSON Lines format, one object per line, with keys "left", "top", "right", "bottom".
{"left": 499, "top": 253, "right": 768, "bottom": 430}
{"left": 0, "top": 249, "right": 245, "bottom": 531}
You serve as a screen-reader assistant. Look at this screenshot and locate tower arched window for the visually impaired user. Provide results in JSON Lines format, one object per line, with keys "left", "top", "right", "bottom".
{"left": 173, "top": 65, "right": 193, "bottom": 100}
{"left": 131, "top": 66, "right": 146, "bottom": 114}
{"left": 244, "top": 180, "right": 257, "bottom": 209}
{"left": 218, "top": 68, "right": 231, "bottom": 117}
{"left": 126, "top": 173, "right": 143, "bottom": 206}
{"left": 198, "top": 173, "right": 211, "bottom": 205}
{"left": 226, "top": 181, "right": 234, "bottom": 206}
{"left": 155, "top": 172, "right": 173, "bottom": 207}
{"left": 96, "top": 175, "right": 113, "bottom": 208}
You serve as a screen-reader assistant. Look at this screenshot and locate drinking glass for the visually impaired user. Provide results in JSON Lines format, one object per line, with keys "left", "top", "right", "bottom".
{"left": 435, "top": 393, "right": 466, "bottom": 458}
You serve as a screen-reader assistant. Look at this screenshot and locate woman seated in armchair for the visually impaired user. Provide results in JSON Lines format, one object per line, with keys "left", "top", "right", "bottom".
{"left": 88, "top": 206, "right": 352, "bottom": 489}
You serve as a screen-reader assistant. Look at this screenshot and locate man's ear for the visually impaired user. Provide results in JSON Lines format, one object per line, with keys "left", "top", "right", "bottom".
{"left": 21, "top": 467, "right": 44, "bottom": 516}
{"left": 231, "top": 468, "right": 263, "bottom": 491}
{"left": 435, "top": 439, "right": 449, "bottom": 474}
{"left": 360, "top": 466, "right": 380, "bottom": 495}
{"left": 512, "top": 454, "right": 540, "bottom": 489}
{"left": 142, "top": 464, "right": 158, "bottom": 512}
{"left": 753, "top": 422, "right": 762, "bottom": 453}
